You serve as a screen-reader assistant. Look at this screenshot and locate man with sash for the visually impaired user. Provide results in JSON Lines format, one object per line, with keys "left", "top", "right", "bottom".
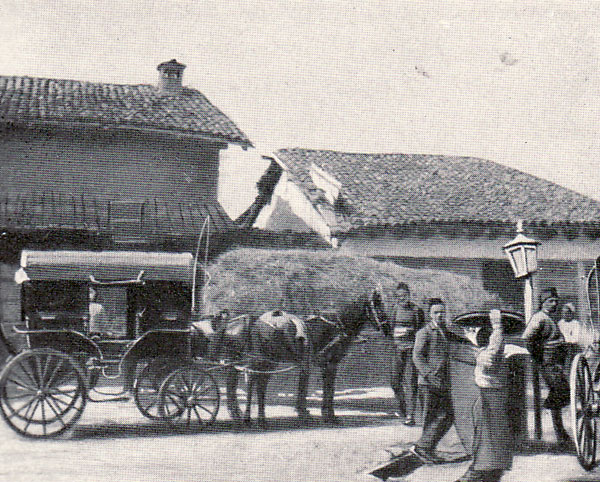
{"left": 389, "top": 282, "right": 424, "bottom": 426}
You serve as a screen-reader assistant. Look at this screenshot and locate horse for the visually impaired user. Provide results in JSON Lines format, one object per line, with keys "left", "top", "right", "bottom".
{"left": 208, "top": 288, "right": 387, "bottom": 427}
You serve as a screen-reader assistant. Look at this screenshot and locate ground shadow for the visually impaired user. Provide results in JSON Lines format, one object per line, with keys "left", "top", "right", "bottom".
{"left": 367, "top": 445, "right": 470, "bottom": 481}
{"left": 367, "top": 438, "right": 582, "bottom": 481}
{"left": 560, "top": 476, "right": 600, "bottom": 482}
{"left": 515, "top": 438, "right": 577, "bottom": 456}
{"left": 68, "top": 412, "right": 393, "bottom": 441}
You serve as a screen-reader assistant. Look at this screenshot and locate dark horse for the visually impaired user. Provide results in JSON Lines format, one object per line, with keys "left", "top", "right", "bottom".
{"left": 208, "top": 289, "right": 386, "bottom": 427}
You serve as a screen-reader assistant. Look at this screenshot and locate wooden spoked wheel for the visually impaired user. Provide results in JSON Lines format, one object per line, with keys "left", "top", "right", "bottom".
{"left": 158, "top": 364, "right": 220, "bottom": 429}
{"left": 133, "top": 358, "right": 179, "bottom": 420}
{"left": 570, "top": 353, "right": 598, "bottom": 470}
{"left": 0, "top": 349, "right": 86, "bottom": 438}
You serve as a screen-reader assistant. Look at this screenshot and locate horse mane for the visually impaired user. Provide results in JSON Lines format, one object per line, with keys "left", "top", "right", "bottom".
{"left": 337, "top": 293, "right": 372, "bottom": 336}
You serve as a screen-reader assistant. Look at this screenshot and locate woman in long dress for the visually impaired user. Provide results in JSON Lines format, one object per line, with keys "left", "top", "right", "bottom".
{"left": 454, "top": 310, "right": 513, "bottom": 482}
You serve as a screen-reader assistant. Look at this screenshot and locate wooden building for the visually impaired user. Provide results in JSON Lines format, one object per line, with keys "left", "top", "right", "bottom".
{"left": 0, "top": 59, "right": 251, "bottom": 339}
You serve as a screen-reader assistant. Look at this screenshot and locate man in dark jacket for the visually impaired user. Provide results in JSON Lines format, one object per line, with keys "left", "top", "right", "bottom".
{"left": 410, "top": 298, "right": 453, "bottom": 464}
{"left": 389, "top": 282, "right": 425, "bottom": 426}
{"left": 522, "top": 287, "right": 570, "bottom": 446}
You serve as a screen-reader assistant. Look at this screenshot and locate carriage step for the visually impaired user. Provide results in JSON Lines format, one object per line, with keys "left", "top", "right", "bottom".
{"left": 88, "top": 390, "right": 131, "bottom": 403}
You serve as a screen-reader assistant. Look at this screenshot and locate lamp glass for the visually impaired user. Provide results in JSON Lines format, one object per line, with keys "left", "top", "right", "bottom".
{"left": 503, "top": 227, "right": 540, "bottom": 278}
{"left": 512, "top": 246, "right": 527, "bottom": 278}
{"left": 524, "top": 246, "right": 538, "bottom": 273}
{"left": 504, "top": 244, "right": 538, "bottom": 278}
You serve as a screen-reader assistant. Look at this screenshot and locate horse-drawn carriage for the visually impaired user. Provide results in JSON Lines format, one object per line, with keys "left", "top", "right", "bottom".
{"left": 569, "top": 257, "right": 600, "bottom": 470}
{"left": 0, "top": 249, "right": 386, "bottom": 438}
{"left": 0, "top": 249, "right": 221, "bottom": 438}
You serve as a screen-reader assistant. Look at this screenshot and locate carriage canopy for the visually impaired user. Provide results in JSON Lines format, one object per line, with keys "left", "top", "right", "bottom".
{"left": 15, "top": 250, "right": 195, "bottom": 284}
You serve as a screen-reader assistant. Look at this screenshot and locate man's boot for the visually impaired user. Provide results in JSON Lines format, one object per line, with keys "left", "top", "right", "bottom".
{"left": 552, "top": 408, "right": 570, "bottom": 447}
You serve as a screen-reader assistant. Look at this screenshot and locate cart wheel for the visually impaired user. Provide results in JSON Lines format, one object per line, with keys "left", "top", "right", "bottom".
{"left": 134, "top": 358, "right": 179, "bottom": 420}
{"left": 0, "top": 349, "right": 86, "bottom": 438}
{"left": 570, "top": 353, "right": 598, "bottom": 470}
{"left": 158, "top": 364, "right": 220, "bottom": 429}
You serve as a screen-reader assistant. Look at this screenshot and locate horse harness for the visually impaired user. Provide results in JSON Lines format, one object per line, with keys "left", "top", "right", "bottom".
{"left": 211, "top": 297, "right": 379, "bottom": 366}
{"left": 308, "top": 314, "right": 351, "bottom": 362}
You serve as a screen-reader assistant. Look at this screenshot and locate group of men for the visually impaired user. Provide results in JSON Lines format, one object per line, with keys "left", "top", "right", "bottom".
{"left": 387, "top": 285, "right": 457, "bottom": 464}
{"left": 387, "top": 282, "right": 576, "bottom": 482}
{"left": 386, "top": 284, "right": 487, "bottom": 481}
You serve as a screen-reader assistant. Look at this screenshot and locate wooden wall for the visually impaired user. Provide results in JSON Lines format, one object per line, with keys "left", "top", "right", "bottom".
{"left": 0, "top": 128, "right": 222, "bottom": 203}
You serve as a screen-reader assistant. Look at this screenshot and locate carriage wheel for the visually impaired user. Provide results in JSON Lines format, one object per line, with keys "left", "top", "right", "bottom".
{"left": 0, "top": 349, "right": 86, "bottom": 438}
{"left": 158, "top": 364, "right": 220, "bottom": 429}
{"left": 134, "top": 358, "right": 179, "bottom": 420}
{"left": 570, "top": 353, "right": 598, "bottom": 470}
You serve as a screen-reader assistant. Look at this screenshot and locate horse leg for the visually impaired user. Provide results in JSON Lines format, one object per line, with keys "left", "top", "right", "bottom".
{"left": 256, "top": 373, "right": 270, "bottom": 429}
{"left": 226, "top": 367, "right": 243, "bottom": 422}
{"left": 244, "top": 372, "right": 254, "bottom": 426}
{"left": 296, "top": 360, "right": 312, "bottom": 423}
{"left": 321, "top": 362, "right": 339, "bottom": 424}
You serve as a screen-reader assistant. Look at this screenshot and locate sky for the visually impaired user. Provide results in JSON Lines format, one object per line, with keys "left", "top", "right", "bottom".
{"left": 1, "top": 0, "right": 599, "bottom": 219}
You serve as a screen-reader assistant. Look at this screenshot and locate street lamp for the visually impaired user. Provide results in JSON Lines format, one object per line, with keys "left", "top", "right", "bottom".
{"left": 503, "top": 219, "right": 542, "bottom": 439}
{"left": 503, "top": 220, "right": 540, "bottom": 322}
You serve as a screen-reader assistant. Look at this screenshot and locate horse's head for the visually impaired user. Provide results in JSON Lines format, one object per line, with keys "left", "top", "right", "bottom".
{"left": 315, "top": 287, "right": 387, "bottom": 366}
{"left": 339, "top": 286, "right": 387, "bottom": 335}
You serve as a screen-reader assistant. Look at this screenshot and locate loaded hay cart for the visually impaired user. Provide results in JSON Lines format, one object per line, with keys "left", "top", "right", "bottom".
{"left": 569, "top": 256, "right": 600, "bottom": 470}
{"left": 0, "top": 249, "right": 221, "bottom": 438}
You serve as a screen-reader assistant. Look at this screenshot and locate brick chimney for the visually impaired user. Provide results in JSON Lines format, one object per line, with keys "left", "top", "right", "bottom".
{"left": 157, "top": 59, "right": 186, "bottom": 95}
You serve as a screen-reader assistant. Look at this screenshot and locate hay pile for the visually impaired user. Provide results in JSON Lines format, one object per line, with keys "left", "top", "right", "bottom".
{"left": 202, "top": 248, "right": 506, "bottom": 320}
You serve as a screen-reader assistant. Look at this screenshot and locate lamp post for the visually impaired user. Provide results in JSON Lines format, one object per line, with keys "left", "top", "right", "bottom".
{"left": 503, "top": 219, "right": 542, "bottom": 439}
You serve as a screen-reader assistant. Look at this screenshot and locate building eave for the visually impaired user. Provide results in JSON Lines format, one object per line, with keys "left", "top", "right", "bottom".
{"left": 332, "top": 219, "right": 600, "bottom": 242}
{"left": 0, "top": 118, "right": 252, "bottom": 149}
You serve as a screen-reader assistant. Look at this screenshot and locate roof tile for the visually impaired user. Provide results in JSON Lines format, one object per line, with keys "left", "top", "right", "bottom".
{"left": 274, "top": 148, "right": 600, "bottom": 231}
{"left": 0, "top": 75, "right": 251, "bottom": 147}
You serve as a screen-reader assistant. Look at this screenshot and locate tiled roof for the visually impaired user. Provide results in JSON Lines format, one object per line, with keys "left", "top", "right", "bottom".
{"left": 0, "top": 192, "right": 234, "bottom": 236}
{"left": 274, "top": 148, "right": 600, "bottom": 232}
{"left": 0, "top": 76, "right": 251, "bottom": 147}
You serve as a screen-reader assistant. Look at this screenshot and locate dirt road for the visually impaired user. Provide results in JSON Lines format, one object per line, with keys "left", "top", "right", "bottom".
{"left": 0, "top": 393, "right": 594, "bottom": 482}
{"left": 0, "top": 400, "right": 409, "bottom": 482}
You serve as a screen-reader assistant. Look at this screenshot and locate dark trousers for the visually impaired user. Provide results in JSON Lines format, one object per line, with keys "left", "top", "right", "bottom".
{"left": 391, "top": 348, "right": 418, "bottom": 417}
{"left": 540, "top": 363, "right": 570, "bottom": 410}
{"left": 416, "top": 385, "right": 453, "bottom": 451}
{"left": 540, "top": 362, "right": 570, "bottom": 441}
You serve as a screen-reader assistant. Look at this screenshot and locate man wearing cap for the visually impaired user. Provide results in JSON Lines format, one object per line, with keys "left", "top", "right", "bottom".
{"left": 522, "top": 287, "right": 570, "bottom": 445}
{"left": 409, "top": 298, "right": 453, "bottom": 464}
{"left": 389, "top": 282, "right": 425, "bottom": 426}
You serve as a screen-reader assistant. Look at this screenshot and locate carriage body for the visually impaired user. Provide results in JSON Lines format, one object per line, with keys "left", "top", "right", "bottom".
{"left": 0, "top": 249, "right": 219, "bottom": 438}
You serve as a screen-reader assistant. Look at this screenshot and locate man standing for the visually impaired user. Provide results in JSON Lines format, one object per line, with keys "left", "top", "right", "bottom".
{"left": 522, "top": 287, "right": 570, "bottom": 446}
{"left": 389, "top": 282, "right": 424, "bottom": 426}
{"left": 558, "top": 302, "right": 582, "bottom": 345}
{"left": 410, "top": 298, "right": 453, "bottom": 464}
{"left": 558, "top": 302, "right": 583, "bottom": 369}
